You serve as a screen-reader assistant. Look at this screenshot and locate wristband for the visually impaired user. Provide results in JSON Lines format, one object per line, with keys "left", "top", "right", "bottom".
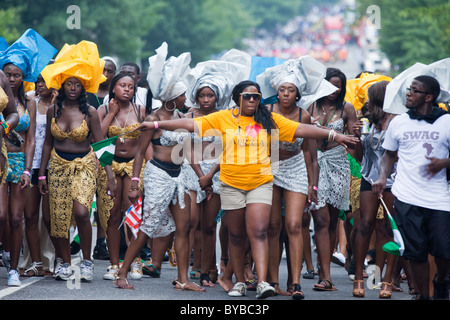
{"left": 38, "top": 176, "right": 46, "bottom": 181}
{"left": 1, "top": 121, "right": 11, "bottom": 135}
{"left": 153, "top": 121, "right": 159, "bottom": 129}
{"left": 131, "top": 177, "right": 140, "bottom": 182}
{"left": 313, "top": 186, "right": 318, "bottom": 191}
{"left": 22, "top": 170, "right": 31, "bottom": 177}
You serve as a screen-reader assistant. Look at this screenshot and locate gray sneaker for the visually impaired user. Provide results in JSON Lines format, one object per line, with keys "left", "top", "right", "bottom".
{"left": 256, "top": 281, "right": 275, "bottom": 299}
{"left": 55, "top": 262, "right": 74, "bottom": 281}
{"left": 80, "top": 259, "right": 94, "bottom": 282}
{"left": 228, "top": 282, "right": 247, "bottom": 297}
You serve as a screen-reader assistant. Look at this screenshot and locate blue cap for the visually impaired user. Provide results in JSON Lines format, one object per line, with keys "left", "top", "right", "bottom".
{"left": 0, "top": 29, "right": 57, "bottom": 82}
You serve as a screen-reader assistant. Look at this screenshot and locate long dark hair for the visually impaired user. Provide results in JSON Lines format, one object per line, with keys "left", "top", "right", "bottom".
{"left": 232, "top": 80, "right": 277, "bottom": 134}
{"left": 317, "top": 67, "right": 347, "bottom": 109}
{"left": 367, "top": 81, "right": 389, "bottom": 129}
{"left": 55, "top": 80, "right": 90, "bottom": 119}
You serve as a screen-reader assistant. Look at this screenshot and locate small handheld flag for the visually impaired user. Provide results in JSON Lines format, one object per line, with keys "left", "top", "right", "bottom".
{"left": 370, "top": 180, "right": 405, "bottom": 256}
{"left": 120, "top": 198, "right": 142, "bottom": 239}
{"left": 92, "top": 136, "right": 117, "bottom": 167}
{"left": 380, "top": 197, "right": 405, "bottom": 256}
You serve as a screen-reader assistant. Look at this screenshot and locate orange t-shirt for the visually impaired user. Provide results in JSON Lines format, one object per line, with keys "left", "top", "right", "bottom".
{"left": 194, "top": 109, "right": 299, "bottom": 190}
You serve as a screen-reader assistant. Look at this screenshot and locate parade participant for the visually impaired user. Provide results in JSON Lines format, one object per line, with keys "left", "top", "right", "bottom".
{"left": 136, "top": 80, "right": 358, "bottom": 298}
{"left": 97, "top": 72, "right": 146, "bottom": 281}
{"left": 0, "top": 29, "right": 56, "bottom": 286}
{"left": 307, "top": 67, "right": 357, "bottom": 291}
{"left": 257, "top": 56, "right": 333, "bottom": 299}
{"left": 183, "top": 57, "right": 248, "bottom": 286}
{"left": 115, "top": 42, "right": 205, "bottom": 291}
{"left": 373, "top": 75, "right": 450, "bottom": 300}
{"left": 39, "top": 40, "right": 116, "bottom": 281}
{"left": 351, "top": 80, "right": 398, "bottom": 298}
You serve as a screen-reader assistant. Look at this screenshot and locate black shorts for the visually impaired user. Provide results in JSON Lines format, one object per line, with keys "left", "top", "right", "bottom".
{"left": 360, "top": 177, "right": 391, "bottom": 193}
{"left": 394, "top": 198, "right": 450, "bottom": 263}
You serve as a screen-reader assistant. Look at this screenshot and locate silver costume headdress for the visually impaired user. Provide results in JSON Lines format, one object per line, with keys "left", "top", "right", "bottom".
{"left": 256, "top": 55, "right": 337, "bottom": 109}
{"left": 147, "top": 42, "right": 191, "bottom": 102}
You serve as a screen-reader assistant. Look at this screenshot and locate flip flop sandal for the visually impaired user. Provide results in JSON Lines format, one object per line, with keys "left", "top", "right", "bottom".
{"left": 142, "top": 263, "right": 160, "bottom": 278}
{"left": 292, "top": 283, "right": 305, "bottom": 300}
{"left": 313, "top": 279, "right": 337, "bottom": 291}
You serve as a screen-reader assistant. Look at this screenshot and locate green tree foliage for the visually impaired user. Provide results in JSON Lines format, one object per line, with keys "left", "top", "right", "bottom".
{"left": 357, "top": 0, "right": 450, "bottom": 71}
{"left": 0, "top": 7, "right": 22, "bottom": 42}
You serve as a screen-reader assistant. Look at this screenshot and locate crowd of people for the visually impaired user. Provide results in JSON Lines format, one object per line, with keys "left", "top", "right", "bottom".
{"left": 0, "top": 28, "right": 449, "bottom": 301}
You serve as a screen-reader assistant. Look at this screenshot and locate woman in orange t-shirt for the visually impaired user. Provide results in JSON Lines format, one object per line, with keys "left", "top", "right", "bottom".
{"left": 137, "top": 80, "right": 358, "bottom": 299}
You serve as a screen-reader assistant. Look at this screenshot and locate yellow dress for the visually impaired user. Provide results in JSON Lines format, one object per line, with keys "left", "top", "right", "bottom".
{"left": 0, "top": 86, "right": 9, "bottom": 184}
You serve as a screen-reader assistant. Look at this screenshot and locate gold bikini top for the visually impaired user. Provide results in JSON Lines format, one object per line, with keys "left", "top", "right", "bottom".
{"left": 51, "top": 117, "right": 90, "bottom": 142}
{"left": 0, "top": 86, "right": 8, "bottom": 113}
{"left": 108, "top": 122, "right": 141, "bottom": 140}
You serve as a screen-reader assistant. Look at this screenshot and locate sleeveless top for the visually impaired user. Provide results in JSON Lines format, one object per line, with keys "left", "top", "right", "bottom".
{"left": 32, "top": 97, "right": 48, "bottom": 169}
{"left": 151, "top": 113, "right": 189, "bottom": 146}
{"left": 270, "top": 105, "right": 304, "bottom": 152}
{"left": 105, "top": 103, "right": 142, "bottom": 140}
{"left": 51, "top": 117, "right": 90, "bottom": 142}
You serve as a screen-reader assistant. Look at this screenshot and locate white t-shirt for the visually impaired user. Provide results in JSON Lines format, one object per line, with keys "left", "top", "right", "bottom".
{"left": 382, "top": 113, "right": 450, "bottom": 211}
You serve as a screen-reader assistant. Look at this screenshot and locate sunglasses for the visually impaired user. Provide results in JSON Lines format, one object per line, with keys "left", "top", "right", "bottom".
{"left": 407, "top": 87, "right": 430, "bottom": 95}
{"left": 240, "top": 92, "right": 261, "bottom": 100}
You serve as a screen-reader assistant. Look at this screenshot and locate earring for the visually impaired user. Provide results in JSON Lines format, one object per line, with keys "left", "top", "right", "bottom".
{"left": 164, "top": 101, "right": 176, "bottom": 112}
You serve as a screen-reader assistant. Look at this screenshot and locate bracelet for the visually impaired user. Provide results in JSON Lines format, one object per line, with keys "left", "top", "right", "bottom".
{"left": 1, "top": 121, "right": 11, "bottom": 135}
{"left": 313, "top": 186, "right": 318, "bottom": 191}
{"left": 327, "top": 129, "right": 335, "bottom": 142}
{"left": 22, "top": 170, "right": 31, "bottom": 177}
{"left": 38, "top": 176, "right": 46, "bottom": 181}
{"left": 131, "top": 177, "right": 140, "bottom": 182}
{"left": 153, "top": 121, "right": 159, "bottom": 129}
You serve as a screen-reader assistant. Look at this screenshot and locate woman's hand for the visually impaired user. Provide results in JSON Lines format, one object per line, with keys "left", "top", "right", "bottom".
{"left": 38, "top": 179, "right": 48, "bottom": 195}
{"left": 138, "top": 121, "right": 156, "bottom": 131}
{"left": 108, "top": 98, "right": 120, "bottom": 116}
{"left": 334, "top": 132, "right": 359, "bottom": 149}
{"left": 106, "top": 176, "right": 117, "bottom": 199}
{"left": 19, "top": 173, "right": 31, "bottom": 189}
{"left": 352, "top": 119, "right": 363, "bottom": 139}
{"left": 128, "top": 188, "right": 140, "bottom": 205}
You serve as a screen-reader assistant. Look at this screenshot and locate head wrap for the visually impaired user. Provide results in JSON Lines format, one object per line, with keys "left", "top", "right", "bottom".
{"left": 41, "top": 40, "right": 106, "bottom": 93}
{"left": 345, "top": 72, "right": 392, "bottom": 111}
{"left": 0, "top": 29, "right": 57, "bottom": 83}
{"left": 256, "top": 55, "right": 337, "bottom": 109}
{"left": 101, "top": 56, "right": 118, "bottom": 70}
{"left": 383, "top": 58, "right": 450, "bottom": 114}
{"left": 147, "top": 42, "right": 191, "bottom": 102}
{"left": 186, "top": 50, "right": 250, "bottom": 110}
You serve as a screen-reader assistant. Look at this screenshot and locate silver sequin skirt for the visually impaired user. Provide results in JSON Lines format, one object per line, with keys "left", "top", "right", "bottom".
{"left": 272, "top": 151, "right": 308, "bottom": 194}
{"left": 317, "top": 146, "right": 350, "bottom": 211}
{"left": 140, "top": 160, "right": 189, "bottom": 238}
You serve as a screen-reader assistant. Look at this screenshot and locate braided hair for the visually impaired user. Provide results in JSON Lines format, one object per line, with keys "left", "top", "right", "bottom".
{"left": 232, "top": 80, "right": 277, "bottom": 134}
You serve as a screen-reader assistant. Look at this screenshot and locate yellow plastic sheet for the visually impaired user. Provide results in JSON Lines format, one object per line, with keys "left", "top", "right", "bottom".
{"left": 345, "top": 73, "right": 391, "bottom": 111}
{"left": 41, "top": 40, "right": 106, "bottom": 93}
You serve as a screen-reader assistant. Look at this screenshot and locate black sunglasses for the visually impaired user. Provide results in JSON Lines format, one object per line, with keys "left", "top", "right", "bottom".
{"left": 241, "top": 92, "right": 261, "bottom": 100}
{"left": 407, "top": 87, "right": 430, "bottom": 95}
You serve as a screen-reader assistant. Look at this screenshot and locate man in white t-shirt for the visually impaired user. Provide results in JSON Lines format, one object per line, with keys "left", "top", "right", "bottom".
{"left": 373, "top": 75, "right": 450, "bottom": 300}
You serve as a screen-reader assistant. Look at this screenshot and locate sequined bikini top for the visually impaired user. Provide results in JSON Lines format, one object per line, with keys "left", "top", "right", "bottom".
{"left": 0, "top": 86, "right": 7, "bottom": 113}
{"left": 108, "top": 123, "right": 141, "bottom": 140}
{"left": 51, "top": 117, "right": 90, "bottom": 142}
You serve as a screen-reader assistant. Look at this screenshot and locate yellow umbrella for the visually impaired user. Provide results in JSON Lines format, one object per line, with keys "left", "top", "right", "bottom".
{"left": 41, "top": 40, "right": 106, "bottom": 93}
